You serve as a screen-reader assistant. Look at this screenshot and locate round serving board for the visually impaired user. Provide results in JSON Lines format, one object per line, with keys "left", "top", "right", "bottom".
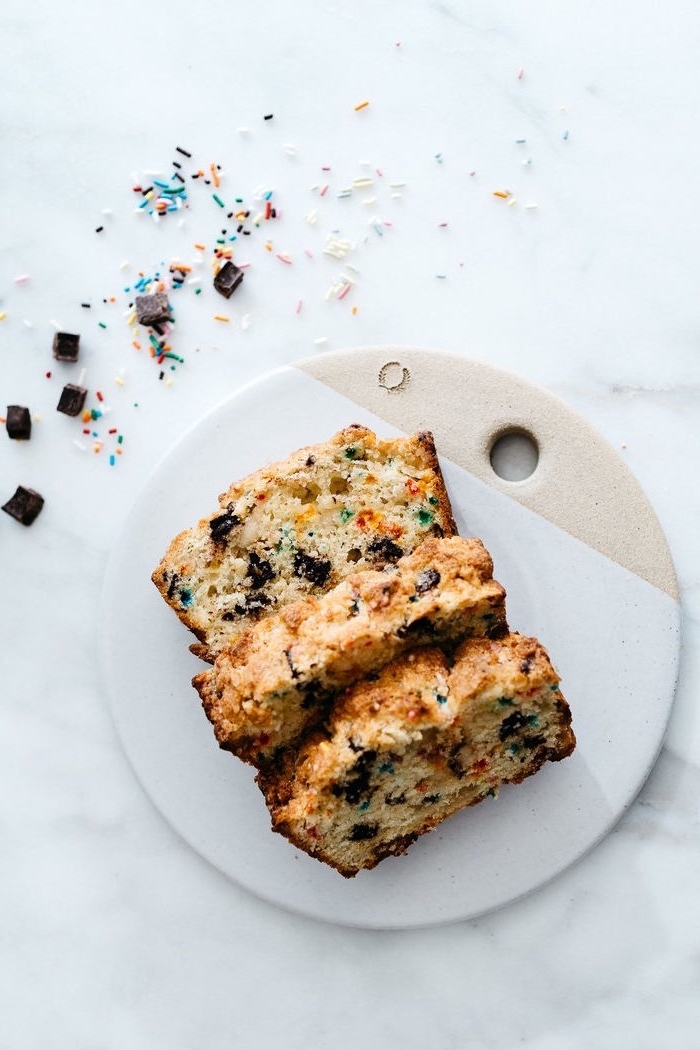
{"left": 100, "top": 347, "right": 681, "bottom": 928}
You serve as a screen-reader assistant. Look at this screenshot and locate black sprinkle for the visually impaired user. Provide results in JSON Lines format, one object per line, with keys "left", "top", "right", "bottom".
{"left": 263, "top": 113, "right": 274, "bottom": 120}
{"left": 80, "top": 303, "right": 91, "bottom": 309}
{"left": 384, "top": 791, "right": 406, "bottom": 806}
{"left": 520, "top": 655, "right": 535, "bottom": 674}
{"left": 95, "top": 226, "right": 104, "bottom": 233}
{"left": 172, "top": 160, "right": 182, "bottom": 169}
{"left": 176, "top": 146, "right": 192, "bottom": 157}
{"left": 166, "top": 574, "right": 180, "bottom": 599}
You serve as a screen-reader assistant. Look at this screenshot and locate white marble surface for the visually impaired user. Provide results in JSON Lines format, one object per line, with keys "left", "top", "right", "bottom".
{"left": 2, "top": 1, "right": 699, "bottom": 1046}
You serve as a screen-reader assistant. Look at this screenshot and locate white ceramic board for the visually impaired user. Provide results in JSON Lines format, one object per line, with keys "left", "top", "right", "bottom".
{"left": 99, "top": 348, "right": 681, "bottom": 928}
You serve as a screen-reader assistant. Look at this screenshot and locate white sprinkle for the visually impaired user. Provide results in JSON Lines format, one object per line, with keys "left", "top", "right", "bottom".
{"left": 23, "top": 319, "right": 33, "bottom": 328}
{"left": 78, "top": 368, "right": 87, "bottom": 386}
{"left": 101, "top": 208, "right": 113, "bottom": 216}
{"left": 522, "top": 158, "right": 532, "bottom": 167}
{"left": 389, "top": 181, "right": 406, "bottom": 188}
{"left": 314, "top": 337, "right": 328, "bottom": 346}
{"left": 523, "top": 202, "right": 539, "bottom": 210}
{"left": 238, "top": 126, "right": 251, "bottom": 134}
{"left": 507, "top": 197, "right": 518, "bottom": 207}
{"left": 49, "top": 319, "right": 61, "bottom": 329}
{"left": 323, "top": 236, "right": 353, "bottom": 259}
{"left": 352, "top": 177, "right": 374, "bottom": 188}
{"left": 73, "top": 440, "right": 87, "bottom": 452}
{"left": 362, "top": 197, "right": 377, "bottom": 206}
{"left": 390, "top": 192, "right": 403, "bottom": 200}
{"left": 119, "top": 260, "right": 130, "bottom": 270}
{"left": 143, "top": 169, "right": 165, "bottom": 176}
{"left": 242, "top": 314, "right": 252, "bottom": 330}
{"left": 305, "top": 210, "right": 318, "bottom": 225}
{"left": 283, "top": 143, "right": 297, "bottom": 155}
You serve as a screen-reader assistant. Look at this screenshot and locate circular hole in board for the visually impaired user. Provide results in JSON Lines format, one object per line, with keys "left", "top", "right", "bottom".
{"left": 489, "top": 428, "right": 539, "bottom": 481}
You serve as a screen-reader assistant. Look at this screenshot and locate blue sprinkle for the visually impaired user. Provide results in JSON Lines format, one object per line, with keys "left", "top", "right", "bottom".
{"left": 378, "top": 761, "right": 394, "bottom": 775}
{"left": 358, "top": 800, "right": 370, "bottom": 812}
{"left": 433, "top": 692, "right": 448, "bottom": 705}
{"left": 562, "top": 129, "right": 569, "bottom": 141}
{"left": 180, "top": 588, "right": 193, "bottom": 607}
{"left": 154, "top": 179, "right": 169, "bottom": 189}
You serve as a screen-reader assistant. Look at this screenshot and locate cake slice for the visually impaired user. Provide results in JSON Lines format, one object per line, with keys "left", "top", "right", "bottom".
{"left": 257, "top": 634, "right": 575, "bottom": 877}
{"left": 152, "top": 425, "right": 457, "bottom": 661}
{"left": 194, "top": 536, "right": 508, "bottom": 766}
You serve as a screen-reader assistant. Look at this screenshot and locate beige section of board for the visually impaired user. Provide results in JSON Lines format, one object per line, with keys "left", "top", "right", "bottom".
{"left": 297, "top": 346, "right": 678, "bottom": 600}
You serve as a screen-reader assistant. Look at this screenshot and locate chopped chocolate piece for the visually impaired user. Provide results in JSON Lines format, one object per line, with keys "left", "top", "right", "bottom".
{"left": 134, "top": 292, "right": 170, "bottom": 326}
{"left": 293, "top": 550, "right": 332, "bottom": 586}
{"left": 56, "top": 383, "right": 87, "bottom": 417}
{"left": 2, "top": 485, "right": 44, "bottom": 525}
{"left": 213, "top": 261, "right": 244, "bottom": 299}
{"left": 248, "top": 551, "right": 275, "bottom": 589}
{"left": 349, "top": 822, "right": 379, "bottom": 841}
{"left": 52, "top": 331, "right": 80, "bottom": 362}
{"left": 366, "top": 536, "right": 404, "bottom": 562}
{"left": 209, "top": 509, "right": 241, "bottom": 543}
{"left": 6, "top": 405, "right": 31, "bottom": 440}
{"left": 415, "top": 568, "right": 441, "bottom": 593}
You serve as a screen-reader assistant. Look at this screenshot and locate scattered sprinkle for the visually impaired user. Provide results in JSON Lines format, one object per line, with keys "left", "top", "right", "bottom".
{"left": 354, "top": 101, "right": 370, "bottom": 111}
{"left": 214, "top": 314, "right": 231, "bottom": 322}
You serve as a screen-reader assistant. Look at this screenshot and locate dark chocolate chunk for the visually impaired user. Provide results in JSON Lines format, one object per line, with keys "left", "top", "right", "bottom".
{"left": 366, "top": 536, "right": 404, "bottom": 562}
{"left": 332, "top": 749, "right": 377, "bottom": 804}
{"left": 166, "top": 573, "right": 180, "bottom": 599}
{"left": 229, "top": 592, "right": 273, "bottom": 617}
{"left": 293, "top": 550, "right": 332, "bottom": 587}
{"left": 213, "top": 260, "right": 244, "bottom": 299}
{"left": 56, "top": 384, "right": 87, "bottom": 417}
{"left": 415, "top": 568, "right": 441, "bottom": 593}
{"left": 52, "top": 331, "right": 80, "bottom": 362}
{"left": 396, "top": 616, "right": 438, "bottom": 640}
{"left": 349, "top": 822, "right": 379, "bottom": 841}
{"left": 134, "top": 292, "right": 170, "bottom": 326}
{"left": 499, "top": 710, "right": 531, "bottom": 741}
{"left": 422, "top": 793, "right": 441, "bottom": 804}
{"left": 6, "top": 405, "right": 31, "bottom": 440}
{"left": 384, "top": 790, "right": 407, "bottom": 806}
{"left": 523, "top": 734, "right": 546, "bottom": 749}
{"left": 520, "top": 654, "right": 535, "bottom": 674}
{"left": 248, "top": 551, "right": 275, "bottom": 589}
{"left": 2, "top": 485, "right": 44, "bottom": 526}
{"left": 209, "top": 509, "right": 241, "bottom": 543}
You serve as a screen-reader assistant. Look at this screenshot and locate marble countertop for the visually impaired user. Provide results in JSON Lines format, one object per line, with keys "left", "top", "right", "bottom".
{"left": 2, "top": 1, "right": 699, "bottom": 1046}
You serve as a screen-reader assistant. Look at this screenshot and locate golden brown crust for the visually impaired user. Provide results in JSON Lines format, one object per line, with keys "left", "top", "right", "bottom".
{"left": 258, "top": 633, "right": 575, "bottom": 877}
{"left": 193, "top": 536, "right": 508, "bottom": 764}
{"left": 152, "top": 426, "right": 458, "bottom": 660}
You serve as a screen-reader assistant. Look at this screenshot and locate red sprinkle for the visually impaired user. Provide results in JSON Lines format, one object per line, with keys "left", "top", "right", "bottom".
{"left": 96, "top": 391, "right": 104, "bottom": 402}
